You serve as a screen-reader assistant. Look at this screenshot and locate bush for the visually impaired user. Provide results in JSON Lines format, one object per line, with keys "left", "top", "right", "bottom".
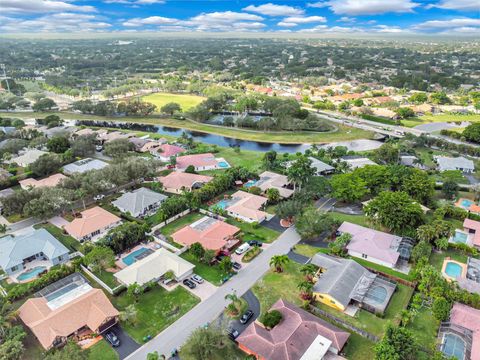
{"left": 242, "top": 246, "right": 262, "bottom": 263}
{"left": 260, "top": 310, "right": 282, "bottom": 329}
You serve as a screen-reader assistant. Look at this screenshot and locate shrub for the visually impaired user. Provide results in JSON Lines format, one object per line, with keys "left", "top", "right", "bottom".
{"left": 260, "top": 310, "right": 282, "bottom": 329}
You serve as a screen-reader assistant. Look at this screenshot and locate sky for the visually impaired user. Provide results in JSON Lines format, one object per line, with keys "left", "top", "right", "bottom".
{"left": 0, "top": 0, "right": 479, "bottom": 35}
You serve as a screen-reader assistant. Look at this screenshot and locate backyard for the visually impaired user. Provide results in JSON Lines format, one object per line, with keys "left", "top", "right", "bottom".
{"left": 153, "top": 211, "right": 204, "bottom": 240}
{"left": 430, "top": 248, "right": 469, "bottom": 271}
{"left": 225, "top": 218, "right": 280, "bottom": 243}
{"left": 88, "top": 340, "right": 119, "bottom": 360}
{"left": 111, "top": 285, "right": 200, "bottom": 343}
{"left": 141, "top": 92, "right": 205, "bottom": 112}
{"left": 180, "top": 250, "right": 225, "bottom": 286}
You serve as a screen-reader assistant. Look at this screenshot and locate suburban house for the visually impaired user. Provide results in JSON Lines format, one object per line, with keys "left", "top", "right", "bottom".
{"left": 19, "top": 173, "right": 67, "bottom": 190}
{"left": 455, "top": 198, "right": 480, "bottom": 215}
{"left": 438, "top": 303, "right": 479, "bottom": 360}
{"left": 221, "top": 191, "right": 268, "bottom": 223}
{"left": 159, "top": 172, "right": 213, "bottom": 194}
{"left": 153, "top": 143, "right": 186, "bottom": 162}
{"left": 286, "top": 157, "right": 334, "bottom": 175}
{"left": 458, "top": 218, "right": 480, "bottom": 248}
{"left": 342, "top": 156, "right": 378, "bottom": 170}
{"left": 128, "top": 137, "right": 150, "bottom": 152}
{"left": 237, "top": 299, "right": 350, "bottom": 360}
{"left": 7, "top": 149, "right": 48, "bottom": 167}
{"left": 0, "top": 228, "right": 70, "bottom": 277}
{"left": 338, "top": 222, "right": 413, "bottom": 269}
{"left": 176, "top": 153, "right": 230, "bottom": 171}
{"left": 254, "top": 171, "right": 294, "bottom": 198}
{"left": 19, "top": 273, "right": 119, "bottom": 350}
{"left": 112, "top": 187, "right": 167, "bottom": 218}
{"left": 311, "top": 253, "right": 396, "bottom": 314}
{"left": 64, "top": 206, "right": 121, "bottom": 242}
{"left": 434, "top": 156, "right": 475, "bottom": 173}
{"left": 139, "top": 140, "right": 166, "bottom": 153}
{"left": 400, "top": 155, "right": 419, "bottom": 167}
{"left": 171, "top": 216, "right": 240, "bottom": 252}
{"left": 114, "top": 248, "right": 194, "bottom": 286}
{"left": 63, "top": 158, "right": 109, "bottom": 175}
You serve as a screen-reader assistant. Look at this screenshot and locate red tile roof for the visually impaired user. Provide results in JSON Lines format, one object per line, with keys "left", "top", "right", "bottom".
{"left": 450, "top": 303, "right": 480, "bottom": 360}
{"left": 156, "top": 144, "right": 185, "bottom": 158}
{"left": 176, "top": 153, "right": 217, "bottom": 169}
{"left": 464, "top": 218, "right": 480, "bottom": 247}
{"left": 237, "top": 299, "right": 350, "bottom": 360}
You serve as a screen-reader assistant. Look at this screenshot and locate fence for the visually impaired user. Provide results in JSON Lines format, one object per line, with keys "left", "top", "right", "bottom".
{"left": 308, "top": 305, "right": 380, "bottom": 342}
{"left": 363, "top": 267, "right": 417, "bottom": 288}
{"left": 150, "top": 209, "right": 191, "bottom": 232}
{"left": 199, "top": 208, "right": 227, "bottom": 221}
{"left": 80, "top": 265, "right": 124, "bottom": 296}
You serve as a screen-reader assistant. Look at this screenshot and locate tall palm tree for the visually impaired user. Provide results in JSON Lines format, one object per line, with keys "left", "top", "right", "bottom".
{"left": 269, "top": 255, "right": 290, "bottom": 273}
{"left": 300, "top": 264, "right": 317, "bottom": 282}
{"left": 297, "top": 281, "right": 314, "bottom": 300}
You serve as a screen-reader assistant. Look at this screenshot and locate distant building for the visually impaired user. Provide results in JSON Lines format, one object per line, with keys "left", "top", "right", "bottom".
{"left": 342, "top": 156, "right": 377, "bottom": 170}
{"left": 434, "top": 156, "right": 475, "bottom": 173}
{"left": 222, "top": 191, "right": 268, "bottom": 223}
{"left": 64, "top": 206, "right": 121, "bottom": 242}
{"left": 63, "top": 158, "right": 109, "bottom": 175}
{"left": 159, "top": 172, "right": 213, "bottom": 194}
{"left": 254, "top": 171, "right": 294, "bottom": 198}
{"left": 7, "top": 149, "right": 48, "bottom": 167}
{"left": 19, "top": 173, "right": 67, "bottom": 190}
{"left": 152, "top": 144, "right": 186, "bottom": 162}
{"left": 176, "top": 153, "right": 230, "bottom": 171}
{"left": 112, "top": 187, "right": 167, "bottom": 218}
{"left": 286, "top": 157, "right": 334, "bottom": 175}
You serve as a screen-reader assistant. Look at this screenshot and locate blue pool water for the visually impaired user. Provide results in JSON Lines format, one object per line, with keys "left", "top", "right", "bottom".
{"left": 461, "top": 199, "right": 474, "bottom": 208}
{"left": 442, "top": 333, "right": 466, "bottom": 360}
{"left": 445, "top": 262, "right": 463, "bottom": 278}
{"left": 218, "top": 161, "right": 229, "bottom": 168}
{"left": 244, "top": 180, "right": 258, "bottom": 188}
{"left": 453, "top": 231, "right": 468, "bottom": 244}
{"left": 212, "top": 199, "right": 234, "bottom": 210}
{"left": 122, "top": 248, "right": 152, "bottom": 266}
{"left": 17, "top": 266, "right": 47, "bottom": 281}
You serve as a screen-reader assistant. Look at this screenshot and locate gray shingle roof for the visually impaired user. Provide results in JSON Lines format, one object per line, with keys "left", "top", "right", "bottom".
{"left": 0, "top": 228, "right": 69, "bottom": 271}
{"left": 435, "top": 156, "right": 475, "bottom": 172}
{"left": 311, "top": 253, "right": 369, "bottom": 308}
{"left": 112, "top": 187, "right": 167, "bottom": 217}
{"left": 309, "top": 157, "right": 334, "bottom": 173}
{"left": 63, "top": 158, "right": 108, "bottom": 174}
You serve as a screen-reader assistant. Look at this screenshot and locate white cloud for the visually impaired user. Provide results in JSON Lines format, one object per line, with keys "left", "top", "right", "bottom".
{"left": 0, "top": 12, "right": 110, "bottom": 32}
{"left": 283, "top": 16, "right": 327, "bottom": 23}
{"left": 308, "top": 0, "right": 419, "bottom": 15}
{"left": 243, "top": 3, "right": 304, "bottom": 16}
{"left": 338, "top": 16, "right": 356, "bottom": 23}
{"left": 104, "top": 0, "right": 165, "bottom": 5}
{"left": 277, "top": 21, "right": 298, "bottom": 27}
{"left": 428, "top": 0, "right": 480, "bottom": 11}
{"left": 306, "top": 2, "right": 329, "bottom": 9}
{"left": 298, "top": 25, "right": 361, "bottom": 33}
{"left": 413, "top": 18, "right": 480, "bottom": 29}
{"left": 123, "top": 16, "right": 177, "bottom": 27}
{"left": 373, "top": 25, "right": 407, "bottom": 33}
{"left": 0, "top": 0, "right": 95, "bottom": 14}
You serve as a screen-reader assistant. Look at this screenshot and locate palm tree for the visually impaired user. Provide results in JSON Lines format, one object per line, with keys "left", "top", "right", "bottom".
{"left": 297, "top": 281, "right": 314, "bottom": 300}
{"left": 300, "top": 264, "right": 317, "bottom": 282}
{"left": 0, "top": 299, "right": 18, "bottom": 340}
{"left": 269, "top": 255, "right": 290, "bottom": 273}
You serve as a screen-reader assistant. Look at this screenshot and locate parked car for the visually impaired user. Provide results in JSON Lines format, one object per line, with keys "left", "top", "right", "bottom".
{"left": 235, "top": 243, "right": 251, "bottom": 255}
{"left": 247, "top": 240, "right": 263, "bottom": 247}
{"left": 183, "top": 279, "right": 196, "bottom": 289}
{"left": 226, "top": 327, "right": 239, "bottom": 340}
{"left": 215, "top": 254, "right": 227, "bottom": 263}
{"left": 191, "top": 274, "right": 204, "bottom": 284}
{"left": 240, "top": 310, "right": 254, "bottom": 324}
{"left": 232, "top": 262, "right": 242, "bottom": 271}
{"left": 93, "top": 194, "right": 105, "bottom": 201}
{"left": 104, "top": 330, "right": 120, "bottom": 347}
{"left": 95, "top": 145, "right": 103, "bottom": 152}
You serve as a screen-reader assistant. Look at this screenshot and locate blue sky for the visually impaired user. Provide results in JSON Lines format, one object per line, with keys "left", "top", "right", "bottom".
{"left": 0, "top": 0, "right": 478, "bottom": 34}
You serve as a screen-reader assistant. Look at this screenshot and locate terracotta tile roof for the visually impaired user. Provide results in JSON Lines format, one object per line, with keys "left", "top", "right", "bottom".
{"left": 159, "top": 172, "right": 213, "bottom": 191}
{"left": 171, "top": 216, "right": 240, "bottom": 251}
{"left": 450, "top": 303, "right": 480, "bottom": 360}
{"left": 64, "top": 206, "right": 120, "bottom": 239}
{"left": 19, "top": 288, "right": 119, "bottom": 350}
{"left": 176, "top": 153, "right": 217, "bottom": 169}
{"left": 237, "top": 299, "right": 350, "bottom": 360}
{"left": 19, "top": 173, "right": 67, "bottom": 189}
{"left": 464, "top": 218, "right": 480, "bottom": 247}
{"left": 155, "top": 144, "right": 185, "bottom": 158}
{"left": 226, "top": 191, "right": 268, "bottom": 222}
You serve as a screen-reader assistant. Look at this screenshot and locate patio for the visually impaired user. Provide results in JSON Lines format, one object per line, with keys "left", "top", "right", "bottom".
{"left": 10, "top": 259, "right": 53, "bottom": 284}
{"left": 114, "top": 242, "right": 162, "bottom": 270}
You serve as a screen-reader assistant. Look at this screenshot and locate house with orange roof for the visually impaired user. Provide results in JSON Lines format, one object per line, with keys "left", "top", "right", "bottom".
{"left": 237, "top": 299, "right": 350, "bottom": 360}
{"left": 19, "top": 173, "right": 67, "bottom": 190}
{"left": 171, "top": 216, "right": 240, "bottom": 252}
{"left": 19, "top": 274, "right": 119, "bottom": 350}
{"left": 152, "top": 144, "right": 186, "bottom": 162}
{"left": 63, "top": 206, "right": 121, "bottom": 242}
{"left": 220, "top": 191, "right": 268, "bottom": 223}
{"left": 159, "top": 171, "right": 213, "bottom": 194}
{"left": 176, "top": 153, "right": 230, "bottom": 171}
{"left": 458, "top": 218, "right": 480, "bottom": 248}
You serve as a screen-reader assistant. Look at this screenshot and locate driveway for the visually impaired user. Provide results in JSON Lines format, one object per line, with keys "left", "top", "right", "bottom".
{"left": 262, "top": 216, "right": 286, "bottom": 233}
{"left": 48, "top": 216, "right": 70, "bottom": 228}
{"left": 229, "top": 290, "right": 261, "bottom": 335}
{"left": 287, "top": 250, "right": 310, "bottom": 264}
{"left": 104, "top": 324, "right": 140, "bottom": 360}
{"left": 315, "top": 197, "right": 336, "bottom": 212}
{"left": 180, "top": 280, "right": 217, "bottom": 301}
{"left": 126, "top": 227, "right": 302, "bottom": 359}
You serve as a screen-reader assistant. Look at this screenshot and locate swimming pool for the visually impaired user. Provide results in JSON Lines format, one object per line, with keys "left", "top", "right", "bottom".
{"left": 442, "top": 333, "right": 466, "bottom": 360}
{"left": 461, "top": 199, "right": 474, "bottom": 208}
{"left": 122, "top": 247, "right": 154, "bottom": 266}
{"left": 365, "top": 285, "right": 388, "bottom": 304}
{"left": 211, "top": 199, "right": 235, "bottom": 210}
{"left": 445, "top": 262, "right": 463, "bottom": 278}
{"left": 218, "top": 161, "right": 230, "bottom": 168}
{"left": 453, "top": 230, "right": 468, "bottom": 244}
{"left": 17, "top": 266, "right": 47, "bottom": 281}
{"left": 244, "top": 180, "right": 258, "bottom": 188}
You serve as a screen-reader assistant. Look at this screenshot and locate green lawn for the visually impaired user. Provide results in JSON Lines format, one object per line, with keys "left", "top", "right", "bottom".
{"left": 353, "top": 257, "right": 414, "bottom": 282}
{"left": 6, "top": 111, "right": 374, "bottom": 144}
{"left": 34, "top": 223, "right": 81, "bottom": 251}
{"left": 92, "top": 270, "right": 120, "bottom": 289}
{"left": 156, "top": 211, "right": 204, "bottom": 237}
{"left": 402, "top": 114, "right": 480, "bottom": 128}
{"left": 226, "top": 218, "right": 280, "bottom": 243}
{"left": 141, "top": 92, "right": 205, "bottom": 112}
{"left": 88, "top": 340, "right": 119, "bottom": 360}
{"left": 430, "top": 248, "right": 468, "bottom": 271}
{"left": 330, "top": 212, "right": 370, "bottom": 228}
{"left": 214, "top": 147, "right": 264, "bottom": 171}
{"left": 343, "top": 333, "right": 376, "bottom": 360}
{"left": 112, "top": 285, "right": 200, "bottom": 343}
{"left": 293, "top": 244, "right": 327, "bottom": 258}
{"left": 407, "top": 305, "right": 439, "bottom": 350}
{"left": 180, "top": 251, "right": 225, "bottom": 286}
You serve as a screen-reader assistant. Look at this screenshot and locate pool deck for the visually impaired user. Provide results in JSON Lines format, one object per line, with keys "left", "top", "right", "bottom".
{"left": 449, "top": 229, "right": 473, "bottom": 247}
{"left": 441, "top": 257, "right": 468, "bottom": 282}
{"left": 114, "top": 242, "right": 161, "bottom": 269}
{"left": 9, "top": 259, "right": 53, "bottom": 284}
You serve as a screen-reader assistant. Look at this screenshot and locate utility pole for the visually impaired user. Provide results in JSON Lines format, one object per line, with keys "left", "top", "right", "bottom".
{"left": 0, "top": 64, "right": 11, "bottom": 93}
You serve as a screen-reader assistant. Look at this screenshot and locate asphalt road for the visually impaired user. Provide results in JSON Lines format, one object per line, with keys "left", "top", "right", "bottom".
{"left": 126, "top": 227, "right": 302, "bottom": 360}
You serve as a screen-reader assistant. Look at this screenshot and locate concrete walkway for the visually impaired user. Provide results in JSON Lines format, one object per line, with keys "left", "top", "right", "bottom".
{"left": 126, "top": 227, "right": 302, "bottom": 359}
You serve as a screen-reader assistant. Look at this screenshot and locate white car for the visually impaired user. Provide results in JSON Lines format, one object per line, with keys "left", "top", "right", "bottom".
{"left": 93, "top": 194, "right": 105, "bottom": 201}
{"left": 191, "top": 274, "right": 204, "bottom": 284}
{"left": 235, "top": 243, "right": 251, "bottom": 255}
